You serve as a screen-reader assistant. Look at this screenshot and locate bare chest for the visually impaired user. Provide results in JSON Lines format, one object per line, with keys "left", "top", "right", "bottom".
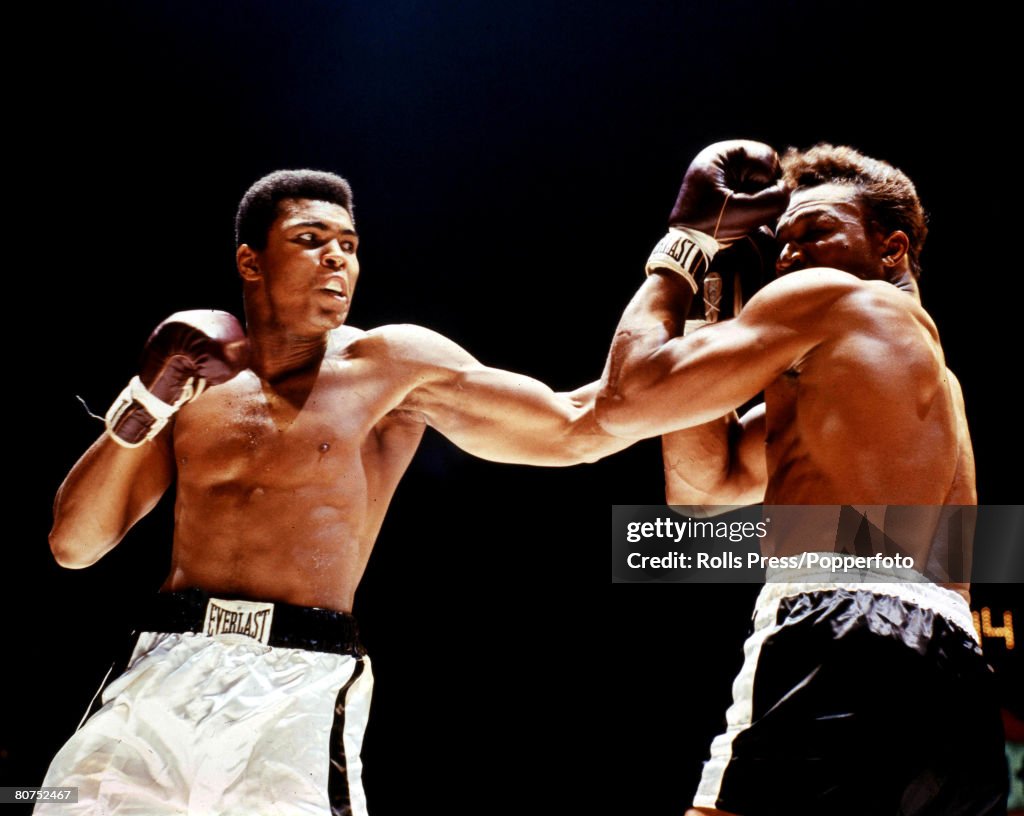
{"left": 172, "top": 362, "right": 408, "bottom": 481}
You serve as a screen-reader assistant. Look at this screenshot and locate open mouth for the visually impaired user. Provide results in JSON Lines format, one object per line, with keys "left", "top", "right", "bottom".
{"left": 321, "top": 280, "right": 347, "bottom": 299}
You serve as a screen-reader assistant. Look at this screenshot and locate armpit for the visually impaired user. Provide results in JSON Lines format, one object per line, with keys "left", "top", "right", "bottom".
{"left": 384, "top": 406, "right": 428, "bottom": 425}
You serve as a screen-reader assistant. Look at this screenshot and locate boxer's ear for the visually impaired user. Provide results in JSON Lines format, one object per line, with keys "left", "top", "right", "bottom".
{"left": 237, "top": 245, "right": 261, "bottom": 281}
{"left": 880, "top": 230, "right": 910, "bottom": 268}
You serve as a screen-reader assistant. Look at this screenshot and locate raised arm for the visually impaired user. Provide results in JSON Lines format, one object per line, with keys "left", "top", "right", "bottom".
{"left": 596, "top": 139, "right": 792, "bottom": 440}
{"left": 49, "top": 311, "right": 248, "bottom": 567}
{"left": 378, "top": 325, "right": 632, "bottom": 466}
{"left": 597, "top": 267, "right": 853, "bottom": 438}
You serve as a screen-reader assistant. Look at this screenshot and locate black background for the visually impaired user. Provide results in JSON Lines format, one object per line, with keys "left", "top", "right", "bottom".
{"left": 4, "top": 2, "right": 1020, "bottom": 814}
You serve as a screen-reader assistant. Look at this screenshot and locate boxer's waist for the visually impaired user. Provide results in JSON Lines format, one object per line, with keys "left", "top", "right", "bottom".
{"left": 138, "top": 588, "right": 365, "bottom": 657}
{"left": 758, "top": 562, "right": 977, "bottom": 642}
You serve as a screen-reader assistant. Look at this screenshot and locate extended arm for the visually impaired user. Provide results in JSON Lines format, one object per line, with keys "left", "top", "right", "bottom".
{"left": 382, "top": 325, "right": 633, "bottom": 465}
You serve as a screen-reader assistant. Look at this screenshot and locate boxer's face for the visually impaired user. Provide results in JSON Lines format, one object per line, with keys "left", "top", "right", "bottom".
{"left": 774, "top": 184, "right": 886, "bottom": 281}
{"left": 245, "top": 198, "right": 360, "bottom": 334}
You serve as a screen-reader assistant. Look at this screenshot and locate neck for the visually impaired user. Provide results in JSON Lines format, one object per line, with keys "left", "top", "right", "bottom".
{"left": 888, "top": 267, "right": 920, "bottom": 301}
{"left": 244, "top": 309, "right": 329, "bottom": 381}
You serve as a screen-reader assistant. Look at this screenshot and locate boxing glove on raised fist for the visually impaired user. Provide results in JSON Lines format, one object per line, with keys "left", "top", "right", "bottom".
{"left": 105, "top": 310, "right": 249, "bottom": 447}
{"left": 647, "top": 140, "right": 788, "bottom": 292}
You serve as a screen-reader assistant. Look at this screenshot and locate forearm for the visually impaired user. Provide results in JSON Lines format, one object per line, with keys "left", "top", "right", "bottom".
{"left": 662, "top": 416, "right": 736, "bottom": 505}
{"left": 597, "top": 271, "right": 694, "bottom": 434}
{"left": 422, "top": 383, "right": 629, "bottom": 466}
{"left": 50, "top": 431, "right": 172, "bottom": 568}
{"left": 484, "top": 410, "right": 630, "bottom": 466}
{"left": 663, "top": 405, "right": 767, "bottom": 509}
{"left": 411, "top": 369, "right": 632, "bottom": 467}
{"left": 557, "top": 381, "right": 636, "bottom": 463}
{"left": 386, "top": 324, "right": 632, "bottom": 467}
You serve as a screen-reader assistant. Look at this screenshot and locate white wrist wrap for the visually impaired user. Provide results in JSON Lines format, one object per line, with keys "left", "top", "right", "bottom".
{"left": 104, "top": 375, "right": 204, "bottom": 448}
{"left": 645, "top": 226, "right": 723, "bottom": 292}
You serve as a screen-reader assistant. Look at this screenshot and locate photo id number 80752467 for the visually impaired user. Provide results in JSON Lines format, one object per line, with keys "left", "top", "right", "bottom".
{"left": 1, "top": 787, "right": 78, "bottom": 803}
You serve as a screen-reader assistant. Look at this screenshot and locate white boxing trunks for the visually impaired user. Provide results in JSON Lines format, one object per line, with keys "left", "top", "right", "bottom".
{"left": 35, "top": 590, "right": 373, "bottom": 816}
{"left": 693, "top": 564, "right": 1008, "bottom": 816}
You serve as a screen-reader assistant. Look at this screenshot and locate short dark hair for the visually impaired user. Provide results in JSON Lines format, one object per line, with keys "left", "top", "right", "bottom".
{"left": 781, "top": 144, "right": 927, "bottom": 278}
{"left": 235, "top": 169, "right": 355, "bottom": 249}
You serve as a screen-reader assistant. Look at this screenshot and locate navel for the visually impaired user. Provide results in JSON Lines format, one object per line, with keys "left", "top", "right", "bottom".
{"left": 318, "top": 442, "right": 331, "bottom": 454}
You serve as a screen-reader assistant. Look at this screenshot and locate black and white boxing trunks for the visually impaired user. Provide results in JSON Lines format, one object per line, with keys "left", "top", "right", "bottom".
{"left": 693, "top": 565, "right": 1008, "bottom": 816}
{"left": 36, "top": 589, "right": 373, "bottom": 816}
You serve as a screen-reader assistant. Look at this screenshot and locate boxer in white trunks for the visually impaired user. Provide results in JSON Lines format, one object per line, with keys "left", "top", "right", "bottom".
{"left": 39, "top": 170, "right": 631, "bottom": 815}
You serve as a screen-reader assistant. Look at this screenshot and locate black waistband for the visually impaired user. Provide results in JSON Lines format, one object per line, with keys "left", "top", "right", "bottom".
{"left": 137, "top": 588, "right": 365, "bottom": 657}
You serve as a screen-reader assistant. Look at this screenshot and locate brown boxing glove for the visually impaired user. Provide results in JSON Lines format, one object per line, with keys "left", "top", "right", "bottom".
{"left": 647, "top": 140, "right": 788, "bottom": 295}
{"left": 105, "top": 310, "right": 249, "bottom": 447}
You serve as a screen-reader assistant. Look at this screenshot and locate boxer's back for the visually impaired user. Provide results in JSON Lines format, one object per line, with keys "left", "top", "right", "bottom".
{"left": 761, "top": 276, "right": 976, "bottom": 585}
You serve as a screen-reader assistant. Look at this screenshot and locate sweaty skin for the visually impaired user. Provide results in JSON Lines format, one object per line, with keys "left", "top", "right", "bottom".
{"left": 49, "top": 198, "right": 628, "bottom": 612}
{"left": 598, "top": 184, "right": 975, "bottom": 600}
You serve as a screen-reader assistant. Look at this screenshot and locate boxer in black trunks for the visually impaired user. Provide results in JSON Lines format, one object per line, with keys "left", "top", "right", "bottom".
{"left": 40, "top": 170, "right": 632, "bottom": 815}
{"left": 596, "top": 142, "right": 1007, "bottom": 815}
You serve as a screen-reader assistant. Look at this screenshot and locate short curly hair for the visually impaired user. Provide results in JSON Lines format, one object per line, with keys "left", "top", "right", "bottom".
{"left": 235, "top": 169, "right": 355, "bottom": 250}
{"left": 781, "top": 144, "right": 927, "bottom": 278}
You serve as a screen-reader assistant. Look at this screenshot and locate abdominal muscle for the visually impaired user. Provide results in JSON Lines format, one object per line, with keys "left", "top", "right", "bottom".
{"left": 159, "top": 361, "right": 422, "bottom": 613}
{"left": 165, "top": 480, "right": 376, "bottom": 613}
